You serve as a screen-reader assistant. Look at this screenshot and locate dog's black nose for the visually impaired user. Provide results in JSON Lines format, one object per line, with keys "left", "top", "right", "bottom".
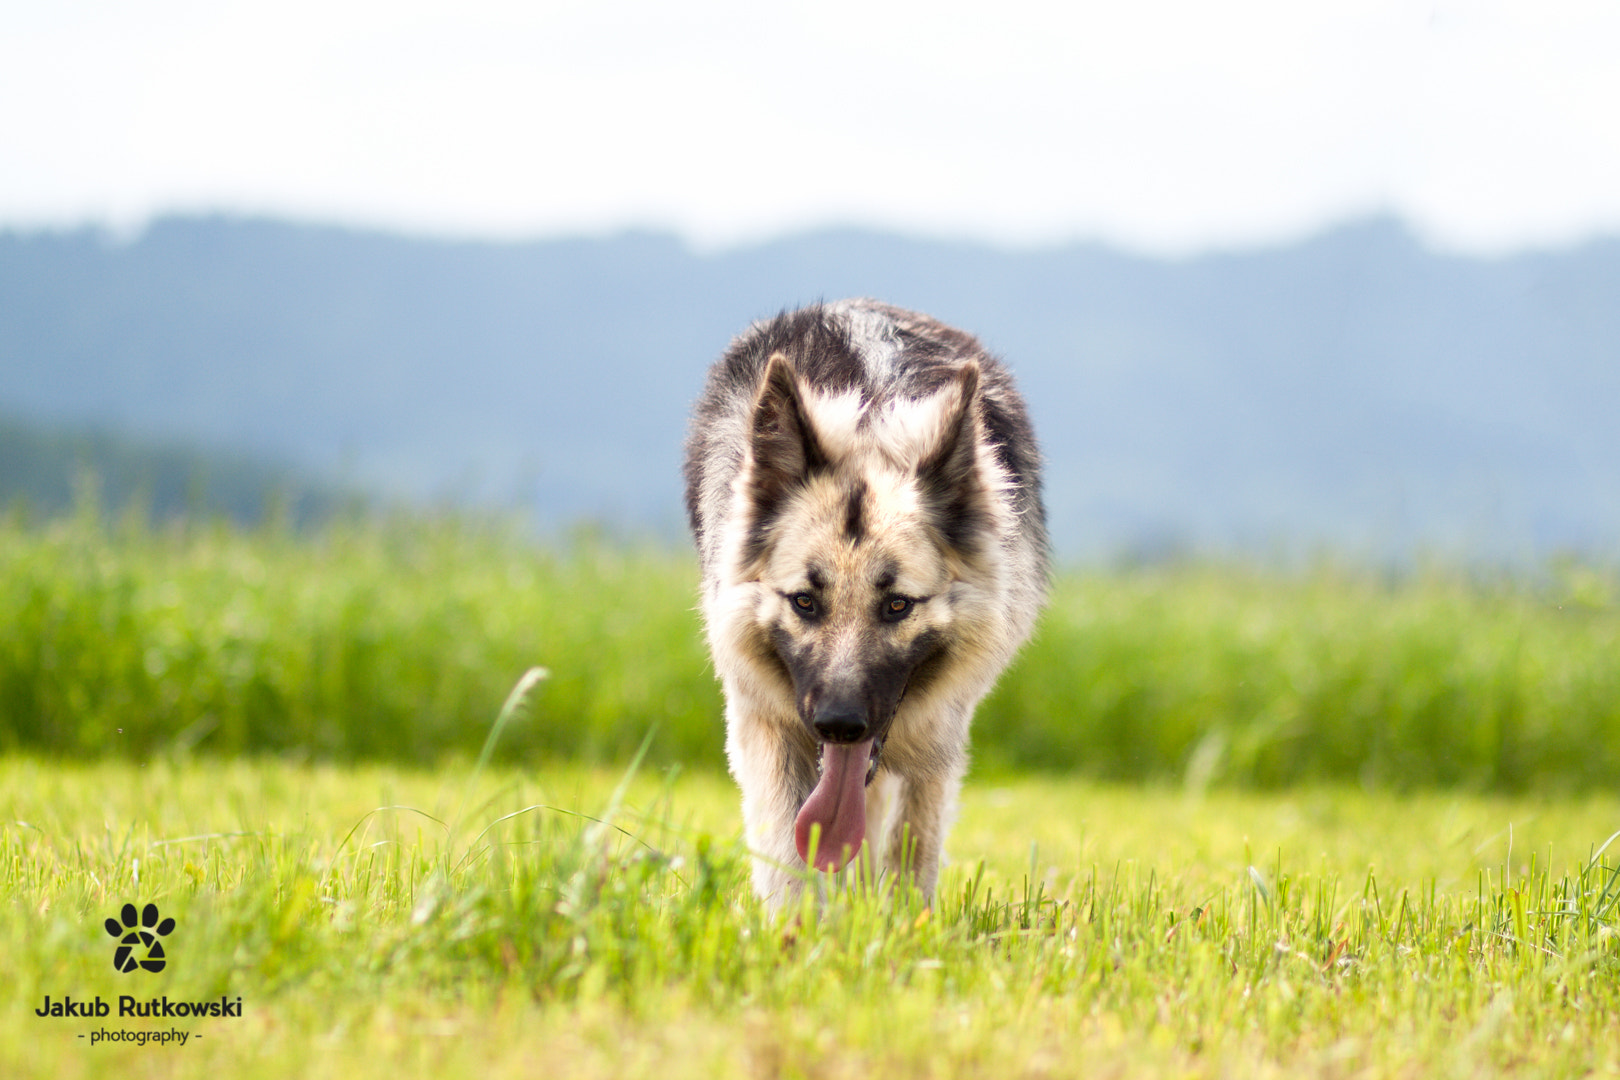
{"left": 812, "top": 707, "right": 869, "bottom": 744}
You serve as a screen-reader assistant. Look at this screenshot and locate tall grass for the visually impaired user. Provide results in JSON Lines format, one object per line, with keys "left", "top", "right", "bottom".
{"left": 0, "top": 507, "right": 718, "bottom": 768}
{"left": 2, "top": 506, "right": 1617, "bottom": 790}
{"left": 980, "top": 562, "right": 1620, "bottom": 789}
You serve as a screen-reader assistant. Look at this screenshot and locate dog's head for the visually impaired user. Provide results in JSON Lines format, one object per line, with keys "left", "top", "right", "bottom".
{"left": 726, "top": 349, "right": 1008, "bottom": 775}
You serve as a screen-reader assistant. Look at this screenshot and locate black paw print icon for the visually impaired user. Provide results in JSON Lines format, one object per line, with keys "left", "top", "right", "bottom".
{"left": 105, "top": 903, "right": 175, "bottom": 973}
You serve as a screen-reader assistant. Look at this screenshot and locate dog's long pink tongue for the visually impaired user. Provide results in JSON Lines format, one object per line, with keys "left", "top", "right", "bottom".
{"left": 794, "top": 739, "right": 873, "bottom": 872}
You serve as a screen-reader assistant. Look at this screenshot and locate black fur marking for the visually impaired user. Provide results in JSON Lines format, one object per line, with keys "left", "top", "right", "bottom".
{"left": 769, "top": 625, "right": 817, "bottom": 718}
{"left": 842, "top": 479, "right": 867, "bottom": 545}
{"left": 791, "top": 308, "right": 868, "bottom": 392}
{"left": 864, "top": 738, "right": 884, "bottom": 786}
{"left": 898, "top": 630, "right": 949, "bottom": 699}
{"left": 744, "top": 623, "right": 794, "bottom": 689}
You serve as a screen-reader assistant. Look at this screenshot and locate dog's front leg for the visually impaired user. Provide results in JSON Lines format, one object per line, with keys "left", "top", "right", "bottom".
{"left": 725, "top": 702, "right": 818, "bottom": 907}
{"left": 882, "top": 766, "right": 962, "bottom": 901}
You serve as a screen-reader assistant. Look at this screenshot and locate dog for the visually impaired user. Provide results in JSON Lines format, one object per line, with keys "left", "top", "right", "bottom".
{"left": 684, "top": 300, "right": 1047, "bottom": 905}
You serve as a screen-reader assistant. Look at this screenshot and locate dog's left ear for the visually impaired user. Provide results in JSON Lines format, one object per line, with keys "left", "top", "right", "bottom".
{"left": 744, "top": 352, "right": 830, "bottom": 533}
{"left": 916, "top": 362, "right": 992, "bottom": 557}
{"left": 751, "top": 349, "right": 829, "bottom": 474}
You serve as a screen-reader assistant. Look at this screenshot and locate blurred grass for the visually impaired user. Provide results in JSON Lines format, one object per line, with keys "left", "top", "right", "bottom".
{"left": 0, "top": 505, "right": 718, "bottom": 769}
{"left": 1, "top": 504, "right": 1617, "bottom": 790}
{"left": 978, "top": 561, "right": 1620, "bottom": 789}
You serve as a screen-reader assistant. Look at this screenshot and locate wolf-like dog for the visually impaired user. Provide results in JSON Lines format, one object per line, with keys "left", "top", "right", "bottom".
{"left": 684, "top": 300, "right": 1047, "bottom": 905}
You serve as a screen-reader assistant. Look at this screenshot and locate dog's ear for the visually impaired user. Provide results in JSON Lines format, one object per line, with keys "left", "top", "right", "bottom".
{"left": 745, "top": 352, "right": 830, "bottom": 525}
{"left": 916, "top": 362, "right": 992, "bottom": 557}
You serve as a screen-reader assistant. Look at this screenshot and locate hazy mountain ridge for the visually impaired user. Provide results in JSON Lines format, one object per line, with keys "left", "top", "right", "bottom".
{"left": 0, "top": 411, "right": 353, "bottom": 525}
{"left": 2, "top": 216, "right": 1617, "bottom": 559}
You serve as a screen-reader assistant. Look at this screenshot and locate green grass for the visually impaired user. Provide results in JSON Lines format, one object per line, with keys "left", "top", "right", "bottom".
{"left": 6, "top": 504, "right": 1618, "bottom": 1076}
{"left": 981, "top": 561, "right": 1620, "bottom": 788}
{"left": 3, "top": 507, "right": 1618, "bottom": 790}
{"left": 0, "top": 507, "right": 718, "bottom": 767}
{"left": 2, "top": 757, "right": 1618, "bottom": 1078}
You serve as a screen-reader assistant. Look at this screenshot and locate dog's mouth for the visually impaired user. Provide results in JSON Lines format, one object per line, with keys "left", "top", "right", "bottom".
{"left": 793, "top": 735, "right": 883, "bottom": 872}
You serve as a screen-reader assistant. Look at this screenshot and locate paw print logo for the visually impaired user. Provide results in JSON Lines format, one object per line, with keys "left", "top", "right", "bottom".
{"left": 104, "top": 903, "right": 175, "bottom": 973}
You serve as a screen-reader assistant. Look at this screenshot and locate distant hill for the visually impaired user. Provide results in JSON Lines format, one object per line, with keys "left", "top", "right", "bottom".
{"left": 2, "top": 215, "right": 1617, "bottom": 560}
{"left": 0, "top": 412, "right": 353, "bottom": 525}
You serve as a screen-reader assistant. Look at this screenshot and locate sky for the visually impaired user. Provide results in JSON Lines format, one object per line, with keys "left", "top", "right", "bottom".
{"left": 3, "top": 0, "right": 1619, "bottom": 255}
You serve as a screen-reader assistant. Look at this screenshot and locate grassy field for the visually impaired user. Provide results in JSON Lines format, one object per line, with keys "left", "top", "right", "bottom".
{"left": 2, "top": 508, "right": 1618, "bottom": 789}
{"left": 2, "top": 756, "right": 1618, "bottom": 1078}
{"left": 3, "top": 509, "right": 1619, "bottom": 1075}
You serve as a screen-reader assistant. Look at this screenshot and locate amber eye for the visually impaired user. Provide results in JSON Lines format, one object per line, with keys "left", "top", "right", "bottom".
{"left": 882, "top": 596, "right": 912, "bottom": 621}
{"left": 791, "top": 593, "right": 816, "bottom": 616}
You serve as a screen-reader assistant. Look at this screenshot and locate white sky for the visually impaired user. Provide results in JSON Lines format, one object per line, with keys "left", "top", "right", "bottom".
{"left": 3, "top": 0, "right": 1619, "bottom": 254}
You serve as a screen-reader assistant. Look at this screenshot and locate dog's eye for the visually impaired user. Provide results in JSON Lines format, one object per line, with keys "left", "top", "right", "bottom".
{"left": 882, "top": 596, "right": 912, "bottom": 621}
{"left": 790, "top": 593, "right": 816, "bottom": 616}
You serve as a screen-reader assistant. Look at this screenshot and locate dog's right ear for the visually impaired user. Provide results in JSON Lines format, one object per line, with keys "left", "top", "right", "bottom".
{"left": 745, "top": 354, "right": 830, "bottom": 525}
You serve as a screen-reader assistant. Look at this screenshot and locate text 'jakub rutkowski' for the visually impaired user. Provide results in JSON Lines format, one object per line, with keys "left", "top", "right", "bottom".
{"left": 36, "top": 995, "right": 243, "bottom": 1018}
